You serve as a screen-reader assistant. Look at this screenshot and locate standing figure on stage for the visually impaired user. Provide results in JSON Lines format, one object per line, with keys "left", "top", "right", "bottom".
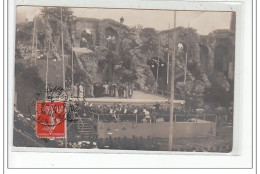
{"left": 109, "top": 82, "right": 113, "bottom": 96}
{"left": 125, "top": 84, "right": 129, "bottom": 98}
{"left": 79, "top": 83, "right": 84, "bottom": 98}
{"left": 90, "top": 83, "right": 94, "bottom": 98}
{"left": 129, "top": 87, "right": 133, "bottom": 98}
{"left": 93, "top": 82, "right": 98, "bottom": 97}
{"left": 114, "top": 83, "right": 118, "bottom": 97}
{"left": 76, "top": 83, "right": 79, "bottom": 98}
{"left": 118, "top": 84, "right": 123, "bottom": 98}
{"left": 103, "top": 82, "right": 109, "bottom": 96}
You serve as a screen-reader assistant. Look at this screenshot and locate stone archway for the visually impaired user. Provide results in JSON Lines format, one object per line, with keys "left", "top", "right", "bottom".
{"left": 80, "top": 28, "right": 94, "bottom": 49}
{"left": 200, "top": 45, "right": 209, "bottom": 73}
{"left": 176, "top": 42, "right": 187, "bottom": 58}
{"left": 214, "top": 45, "right": 228, "bottom": 72}
{"left": 72, "top": 20, "right": 98, "bottom": 48}
{"left": 105, "top": 27, "right": 119, "bottom": 51}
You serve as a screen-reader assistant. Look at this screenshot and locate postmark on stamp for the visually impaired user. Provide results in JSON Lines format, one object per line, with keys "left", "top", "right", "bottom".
{"left": 36, "top": 101, "right": 66, "bottom": 138}
{"left": 32, "top": 86, "right": 68, "bottom": 138}
{"left": 32, "top": 86, "right": 80, "bottom": 138}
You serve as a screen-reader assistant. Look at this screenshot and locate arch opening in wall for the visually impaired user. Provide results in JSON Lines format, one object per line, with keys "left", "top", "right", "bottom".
{"left": 199, "top": 45, "right": 209, "bottom": 73}
{"left": 176, "top": 42, "right": 187, "bottom": 64}
{"left": 214, "top": 45, "right": 228, "bottom": 73}
{"left": 105, "top": 27, "right": 119, "bottom": 51}
{"left": 80, "top": 28, "right": 94, "bottom": 49}
{"left": 177, "top": 42, "right": 187, "bottom": 54}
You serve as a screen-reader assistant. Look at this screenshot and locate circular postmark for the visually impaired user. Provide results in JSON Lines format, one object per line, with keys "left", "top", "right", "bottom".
{"left": 48, "top": 86, "right": 68, "bottom": 102}
{"left": 35, "top": 101, "right": 66, "bottom": 127}
{"left": 28, "top": 86, "right": 77, "bottom": 127}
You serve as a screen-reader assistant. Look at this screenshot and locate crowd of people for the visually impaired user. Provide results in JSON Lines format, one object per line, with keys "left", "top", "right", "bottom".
{"left": 71, "top": 101, "right": 203, "bottom": 123}
{"left": 71, "top": 82, "right": 133, "bottom": 98}
{"left": 67, "top": 135, "right": 160, "bottom": 151}
{"left": 66, "top": 132, "right": 232, "bottom": 152}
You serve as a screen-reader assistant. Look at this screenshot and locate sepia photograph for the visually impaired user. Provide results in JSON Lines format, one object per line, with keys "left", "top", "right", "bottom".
{"left": 14, "top": 6, "right": 235, "bottom": 152}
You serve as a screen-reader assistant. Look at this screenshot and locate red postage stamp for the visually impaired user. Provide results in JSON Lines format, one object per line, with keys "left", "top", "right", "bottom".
{"left": 36, "top": 101, "right": 66, "bottom": 138}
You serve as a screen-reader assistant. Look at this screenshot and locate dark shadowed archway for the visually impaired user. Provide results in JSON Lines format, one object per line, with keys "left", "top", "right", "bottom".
{"left": 200, "top": 45, "right": 209, "bottom": 72}
{"left": 105, "top": 27, "right": 119, "bottom": 51}
{"left": 214, "top": 45, "right": 228, "bottom": 72}
{"left": 80, "top": 28, "right": 94, "bottom": 48}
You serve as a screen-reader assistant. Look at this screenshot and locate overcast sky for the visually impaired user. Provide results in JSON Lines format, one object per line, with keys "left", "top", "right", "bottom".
{"left": 16, "top": 6, "right": 232, "bottom": 35}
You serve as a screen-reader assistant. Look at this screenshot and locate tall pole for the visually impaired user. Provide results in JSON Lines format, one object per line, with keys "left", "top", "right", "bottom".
{"left": 71, "top": 46, "right": 74, "bottom": 87}
{"left": 35, "top": 29, "right": 38, "bottom": 50}
{"left": 61, "top": 7, "right": 65, "bottom": 90}
{"left": 32, "top": 18, "right": 36, "bottom": 66}
{"left": 45, "top": 40, "right": 50, "bottom": 100}
{"left": 169, "top": 11, "right": 176, "bottom": 151}
{"left": 184, "top": 52, "right": 188, "bottom": 85}
{"left": 61, "top": 7, "right": 67, "bottom": 148}
{"left": 71, "top": 45, "right": 74, "bottom": 98}
{"left": 156, "top": 41, "right": 160, "bottom": 93}
{"left": 35, "top": 25, "right": 38, "bottom": 66}
{"left": 184, "top": 22, "right": 189, "bottom": 85}
{"left": 167, "top": 24, "right": 170, "bottom": 84}
{"left": 184, "top": 22, "right": 189, "bottom": 112}
{"left": 167, "top": 52, "right": 170, "bottom": 85}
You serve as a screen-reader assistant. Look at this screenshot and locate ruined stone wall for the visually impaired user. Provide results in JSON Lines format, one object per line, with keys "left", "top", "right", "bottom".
{"left": 33, "top": 15, "right": 71, "bottom": 57}
{"left": 98, "top": 19, "right": 129, "bottom": 50}
{"left": 71, "top": 18, "right": 99, "bottom": 47}
{"left": 199, "top": 29, "right": 235, "bottom": 80}
{"left": 70, "top": 17, "right": 235, "bottom": 94}
{"left": 159, "top": 27, "right": 200, "bottom": 65}
{"left": 158, "top": 27, "right": 235, "bottom": 80}
{"left": 71, "top": 18, "right": 130, "bottom": 51}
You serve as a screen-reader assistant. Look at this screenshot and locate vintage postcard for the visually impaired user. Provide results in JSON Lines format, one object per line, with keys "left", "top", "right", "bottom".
{"left": 14, "top": 6, "right": 235, "bottom": 152}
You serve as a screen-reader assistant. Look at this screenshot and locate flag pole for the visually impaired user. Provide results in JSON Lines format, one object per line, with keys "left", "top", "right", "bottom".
{"left": 169, "top": 11, "right": 176, "bottom": 151}
{"left": 35, "top": 23, "right": 38, "bottom": 66}
{"left": 156, "top": 41, "right": 160, "bottom": 93}
{"left": 32, "top": 18, "right": 36, "bottom": 66}
{"left": 61, "top": 7, "right": 65, "bottom": 90}
{"left": 71, "top": 45, "right": 74, "bottom": 98}
{"left": 35, "top": 29, "right": 38, "bottom": 65}
{"left": 71, "top": 46, "right": 74, "bottom": 87}
{"left": 184, "top": 22, "right": 189, "bottom": 85}
{"left": 45, "top": 40, "right": 50, "bottom": 100}
{"left": 167, "top": 23, "right": 170, "bottom": 84}
{"left": 61, "top": 7, "right": 67, "bottom": 148}
{"left": 184, "top": 52, "right": 188, "bottom": 85}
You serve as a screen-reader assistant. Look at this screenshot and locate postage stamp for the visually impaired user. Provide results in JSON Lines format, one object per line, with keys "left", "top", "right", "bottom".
{"left": 36, "top": 101, "right": 66, "bottom": 138}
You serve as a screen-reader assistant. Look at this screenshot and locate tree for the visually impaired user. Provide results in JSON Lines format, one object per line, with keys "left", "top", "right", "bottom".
{"left": 139, "top": 28, "right": 159, "bottom": 55}
{"left": 41, "top": 7, "right": 74, "bottom": 25}
{"left": 40, "top": 7, "right": 75, "bottom": 47}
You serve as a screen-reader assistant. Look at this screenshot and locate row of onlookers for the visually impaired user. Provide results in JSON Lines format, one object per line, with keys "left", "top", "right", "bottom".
{"left": 71, "top": 82, "right": 134, "bottom": 98}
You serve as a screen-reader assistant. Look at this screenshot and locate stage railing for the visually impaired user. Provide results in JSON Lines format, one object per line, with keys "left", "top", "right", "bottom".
{"left": 174, "top": 114, "right": 217, "bottom": 123}
{"left": 151, "top": 89, "right": 183, "bottom": 100}
{"left": 79, "top": 111, "right": 217, "bottom": 124}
